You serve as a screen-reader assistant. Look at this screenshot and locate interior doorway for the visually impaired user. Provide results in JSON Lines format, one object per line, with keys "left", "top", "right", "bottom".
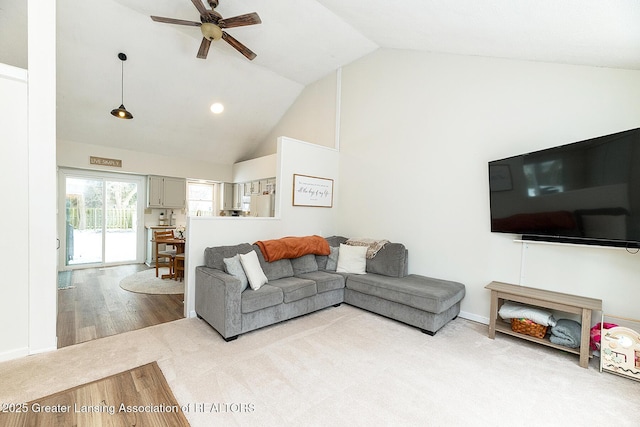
{"left": 57, "top": 264, "right": 184, "bottom": 348}
{"left": 56, "top": 169, "right": 184, "bottom": 348}
{"left": 58, "top": 169, "right": 145, "bottom": 269}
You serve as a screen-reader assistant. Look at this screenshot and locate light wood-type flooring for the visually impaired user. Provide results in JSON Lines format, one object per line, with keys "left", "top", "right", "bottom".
{"left": 0, "top": 361, "right": 190, "bottom": 427}
{"left": 57, "top": 264, "right": 184, "bottom": 349}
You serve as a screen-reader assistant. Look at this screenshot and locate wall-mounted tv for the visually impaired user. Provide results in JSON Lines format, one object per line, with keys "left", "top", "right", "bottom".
{"left": 488, "top": 127, "right": 640, "bottom": 248}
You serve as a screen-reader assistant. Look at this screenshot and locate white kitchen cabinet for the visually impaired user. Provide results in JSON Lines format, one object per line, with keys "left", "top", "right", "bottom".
{"left": 235, "top": 179, "right": 276, "bottom": 207}
{"left": 264, "top": 178, "right": 276, "bottom": 194}
{"left": 220, "top": 182, "right": 234, "bottom": 211}
{"left": 163, "top": 177, "right": 187, "bottom": 208}
{"left": 147, "top": 176, "right": 186, "bottom": 208}
{"left": 233, "top": 183, "right": 244, "bottom": 210}
{"left": 147, "top": 176, "right": 164, "bottom": 207}
{"left": 258, "top": 179, "right": 269, "bottom": 194}
{"left": 248, "top": 181, "right": 261, "bottom": 195}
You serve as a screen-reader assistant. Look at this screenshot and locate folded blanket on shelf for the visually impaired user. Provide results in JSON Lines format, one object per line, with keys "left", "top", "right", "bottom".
{"left": 346, "top": 238, "right": 390, "bottom": 259}
{"left": 255, "top": 235, "right": 331, "bottom": 262}
{"left": 550, "top": 319, "right": 582, "bottom": 348}
{"left": 498, "top": 301, "right": 557, "bottom": 327}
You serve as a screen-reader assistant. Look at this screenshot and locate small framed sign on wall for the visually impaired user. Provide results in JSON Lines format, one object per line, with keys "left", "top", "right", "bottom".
{"left": 292, "top": 174, "right": 334, "bottom": 208}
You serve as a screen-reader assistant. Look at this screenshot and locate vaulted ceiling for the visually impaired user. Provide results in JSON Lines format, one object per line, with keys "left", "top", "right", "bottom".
{"left": 2, "top": 0, "right": 639, "bottom": 164}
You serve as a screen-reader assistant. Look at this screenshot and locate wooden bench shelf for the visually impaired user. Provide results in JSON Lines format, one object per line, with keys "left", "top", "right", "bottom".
{"left": 485, "top": 281, "right": 602, "bottom": 368}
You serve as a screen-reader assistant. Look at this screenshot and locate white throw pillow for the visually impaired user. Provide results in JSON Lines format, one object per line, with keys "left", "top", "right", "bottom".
{"left": 336, "top": 243, "right": 367, "bottom": 274}
{"left": 239, "top": 250, "right": 268, "bottom": 290}
{"left": 223, "top": 254, "right": 249, "bottom": 292}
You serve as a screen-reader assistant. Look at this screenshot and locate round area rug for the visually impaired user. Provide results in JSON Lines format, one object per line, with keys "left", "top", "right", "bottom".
{"left": 119, "top": 268, "right": 184, "bottom": 295}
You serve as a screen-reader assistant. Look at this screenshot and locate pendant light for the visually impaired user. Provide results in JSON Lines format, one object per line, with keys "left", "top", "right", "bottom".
{"left": 110, "top": 52, "right": 133, "bottom": 119}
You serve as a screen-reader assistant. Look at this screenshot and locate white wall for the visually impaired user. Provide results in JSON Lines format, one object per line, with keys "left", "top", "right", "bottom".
{"left": 252, "top": 71, "right": 339, "bottom": 157}
{"left": 0, "top": 64, "right": 30, "bottom": 361}
{"left": 232, "top": 154, "right": 277, "bottom": 182}
{"left": 184, "top": 137, "right": 339, "bottom": 317}
{"left": 28, "top": 0, "right": 58, "bottom": 358}
{"left": 336, "top": 49, "right": 640, "bottom": 321}
{"left": 0, "top": 1, "right": 27, "bottom": 69}
{"left": 58, "top": 139, "right": 232, "bottom": 182}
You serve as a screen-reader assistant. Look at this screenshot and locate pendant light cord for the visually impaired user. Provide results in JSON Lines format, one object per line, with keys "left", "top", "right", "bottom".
{"left": 120, "top": 60, "right": 124, "bottom": 104}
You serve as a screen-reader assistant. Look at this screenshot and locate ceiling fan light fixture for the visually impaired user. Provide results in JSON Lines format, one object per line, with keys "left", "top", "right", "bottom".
{"left": 111, "top": 52, "right": 133, "bottom": 120}
{"left": 201, "top": 23, "right": 223, "bottom": 41}
{"left": 150, "top": 1, "right": 261, "bottom": 60}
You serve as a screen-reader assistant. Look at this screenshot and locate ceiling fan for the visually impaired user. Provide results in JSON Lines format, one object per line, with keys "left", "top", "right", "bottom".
{"left": 151, "top": 0, "right": 261, "bottom": 60}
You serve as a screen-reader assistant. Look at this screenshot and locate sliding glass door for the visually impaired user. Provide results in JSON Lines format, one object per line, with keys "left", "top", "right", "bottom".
{"left": 60, "top": 170, "right": 144, "bottom": 268}
{"left": 65, "top": 176, "right": 104, "bottom": 265}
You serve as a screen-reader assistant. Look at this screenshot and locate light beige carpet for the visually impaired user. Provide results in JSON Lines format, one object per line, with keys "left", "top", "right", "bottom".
{"left": 119, "top": 268, "right": 184, "bottom": 294}
{"left": 1, "top": 306, "right": 638, "bottom": 426}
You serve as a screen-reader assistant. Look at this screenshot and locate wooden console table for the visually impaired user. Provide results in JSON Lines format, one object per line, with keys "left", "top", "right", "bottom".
{"left": 485, "top": 281, "right": 602, "bottom": 368}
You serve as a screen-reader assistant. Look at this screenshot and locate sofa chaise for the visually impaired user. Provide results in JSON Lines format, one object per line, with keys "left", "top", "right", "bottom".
{"left": 195, "top": 236, "right": 465, "bottom": 341}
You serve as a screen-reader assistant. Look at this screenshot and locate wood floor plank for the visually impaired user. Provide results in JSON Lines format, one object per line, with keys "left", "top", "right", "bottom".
{"left": 0, "top": 362, "right": 190, "bottom": 427}
{"left": 77, "top": 325, "right": 97, "bottom": 343}
{"left": 56, "top": 265, "right": 184, "bottom": 348}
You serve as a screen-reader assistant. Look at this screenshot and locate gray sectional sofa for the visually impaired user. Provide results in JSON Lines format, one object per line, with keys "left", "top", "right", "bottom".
{"left": 195, "top": 236, "right": 465, "bottom": 341}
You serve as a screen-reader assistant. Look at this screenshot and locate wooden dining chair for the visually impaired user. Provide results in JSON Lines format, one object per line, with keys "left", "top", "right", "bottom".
{"left": 174, "top": 253, "right": 185, "bottom": 282}
{"left": 154, "top": 230, "right": 177, "bottom": 278}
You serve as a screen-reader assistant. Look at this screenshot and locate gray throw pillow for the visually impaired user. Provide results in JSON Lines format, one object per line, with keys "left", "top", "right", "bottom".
{"left": 366, "top": 243, "right": 407, "bottom": 278}
{"left": 315, "top": 254, "right": 329, "bottom": 270}
{"left": 325, "top": 246, "right": 339, "bottom": 271}
{"left": 223, "top": 254, "right": 249, "bottom": 292}
{"left": 205, "top": 243, "right": 253, "bottom": 270}
{"left": 253, "top": 244, "right": 294, "bottom": 280}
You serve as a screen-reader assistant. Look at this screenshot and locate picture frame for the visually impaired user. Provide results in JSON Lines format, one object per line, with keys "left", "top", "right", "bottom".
{"left": 292, "top": 174, "right": 334, "bottom": 208}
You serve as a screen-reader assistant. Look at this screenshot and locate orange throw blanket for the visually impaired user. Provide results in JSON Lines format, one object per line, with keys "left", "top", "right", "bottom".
{"left": 255, "top": 235, "right": 330, "bottom": 262}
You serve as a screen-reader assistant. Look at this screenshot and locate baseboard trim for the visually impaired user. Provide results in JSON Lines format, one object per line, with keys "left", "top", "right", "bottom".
{"left": 0, "top": 347, "right": 29, "bottom": 363}
{"left": 458, "top": 310, "right": 489, "bottom": 325}
{"left": 29, "top": 345, "right": 57, "bottom": 356}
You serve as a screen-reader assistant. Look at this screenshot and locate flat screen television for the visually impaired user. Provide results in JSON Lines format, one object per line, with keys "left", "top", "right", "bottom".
{"left": 489, "top": 127, "right": 640, "bottom": 248}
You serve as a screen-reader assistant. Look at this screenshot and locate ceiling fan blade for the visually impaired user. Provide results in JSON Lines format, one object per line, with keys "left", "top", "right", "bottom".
{"left": 191, "top": 0, "right": 208, "bottom": 16}
{"left": 221, "top": 31, "right": 257, "bottom": 60}
{"left": 218, "top": 12, "right": 261, "bottom": 29}
{"left": 197, "top": 37, "right": 212, "bottom": 59}
{"left": 151, "top": 16, "right": 201, "bottom": 27}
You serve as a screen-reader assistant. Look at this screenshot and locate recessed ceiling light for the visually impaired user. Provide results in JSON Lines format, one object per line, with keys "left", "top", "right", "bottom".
{"left": 210, "top": 103, "right": 224, "bottom": 114}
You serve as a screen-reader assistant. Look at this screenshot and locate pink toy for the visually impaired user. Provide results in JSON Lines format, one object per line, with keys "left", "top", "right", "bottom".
{"left": 590, "top": 322, "right": 618, "bottom": 351}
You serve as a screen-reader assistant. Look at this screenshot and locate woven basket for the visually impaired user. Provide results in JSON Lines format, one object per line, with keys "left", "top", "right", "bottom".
{"left": 511, "top": 318, "right": 547, "bottom": 338}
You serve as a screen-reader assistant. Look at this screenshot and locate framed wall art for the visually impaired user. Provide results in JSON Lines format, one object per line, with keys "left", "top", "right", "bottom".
{"left": 292, "top": 174, "right": 334, "bottom": 208}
